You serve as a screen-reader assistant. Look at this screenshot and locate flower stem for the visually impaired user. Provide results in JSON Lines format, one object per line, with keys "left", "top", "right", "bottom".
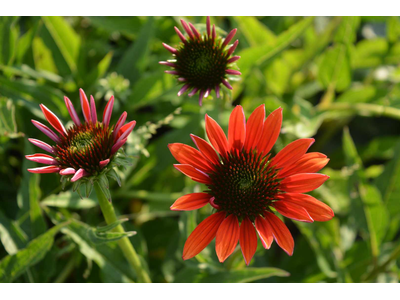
{"left": 93, "top": 181, "right": 151, "bottom": 283}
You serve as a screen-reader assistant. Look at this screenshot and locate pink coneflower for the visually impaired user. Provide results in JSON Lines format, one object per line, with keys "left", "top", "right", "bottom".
{"left": 160, "top": 17, "right": 241, "bottom": 105}
{"left": 26, "top": 89, "right": 135, "bottom": 186}
{"left": 168, "top": 105, "right": 333, "bottom": 265}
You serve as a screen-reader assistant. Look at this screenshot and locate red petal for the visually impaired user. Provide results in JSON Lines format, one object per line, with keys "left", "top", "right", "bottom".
{"left": 255, "top": 215, "right": 273, "bottom": 249}
{"left": 168, "top": 143, "right": 215, "bottom": 173}
{"left": 205, "top": 114, "right": 228, "bottom": 158}
{"left": 174, "top": 164, "right": 212, "bottom": 184}
{"left": 170, "top": 193, "right": 211, "bottom": 211}
{"left": 239, "top": 217, "right": 258, "bottom": 265}
{"left": 102, "top": 95, "right": 114, "bottom": 127}
{"left": 79, "top": 88, "right": 91, "bottom": 123}
{"left": 228, "top": 105, "right": 246, "bottom": 152}
{"left": 190, "top": 134, "right": 220, "bottom": 165}
{"left": 273, "top": 201, "right": 314, "bottom": 223}
{"left": 215, "top": 214, "right": 240, "bottom": 262}
{"left": 257, "top": 107, "right": 282, "bottom": 155}
{"left": 271, "top": 138, "right": 315, "bottom": 170}
{"left": 264, "top": 212, "right": 294, "bottom": 256}
{"left": 183, "top": 212, "right": 225, "bottom": 260}
{"left": 277, "top": 193, "right": 334, "bottom": 222}
{"left": 279, "top": 152, "right": 329, "bottom": 177}
{"left": 39, "top": 104, "right": 67, "bottom": 136}
{"left": 27, "top": 166, "right": 60, "bottom": 174}
{"left": 280, "top": 173, "right": 329, "bottom": 193}
{"left": 244, "top": 104, "right": 265, "bottom": 152}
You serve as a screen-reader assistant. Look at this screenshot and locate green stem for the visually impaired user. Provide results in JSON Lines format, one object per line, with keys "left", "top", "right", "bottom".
{"left": 93, "top": 181, "right": 151, "bottom": 283}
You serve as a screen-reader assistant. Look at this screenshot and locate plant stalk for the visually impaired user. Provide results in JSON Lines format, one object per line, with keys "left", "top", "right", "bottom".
{"left": 93, "top": 181, "right": 151, "bottom": 283}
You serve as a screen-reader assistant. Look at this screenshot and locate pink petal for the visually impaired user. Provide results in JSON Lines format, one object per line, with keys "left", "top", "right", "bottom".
{"left": 70, "top": 168, "right": 89, "bottom": 182}
{"left": 199, "top": 90, "right": 205, "bottom": 106}
{"left": 162, "top": 42, "right": 178, "bottom": 54}
{"left": 115, "top": 120, "right": 136, "bottom": 145}
{"left": 31, "top": 120, "right": 60, "bottom": 143}
{"left": 188, "top": 88, "right": 199, "bottom": 97}
{"left": 212, "top": 25, "right": 216, "bottom": 41}
{"left": 222, "top": 29, "right": 237, "bottom": 48}
{"left": 178, "top": 84, "right": 190, "bottom": 96}
{"left": 222, "top": 79, "right": 232, "bottom": 90}
{"left": 178, "top": 77, "right": 187, "bottom": 82}
{"left": 28, "top": 138, "right": 54, "bottom": 154}
{"left": 226, "top": 69, "right": 241, "bottom": 76}
{"left": 227, "top": 40, "right": 239, "bottom": 56}
{"left": 90, "top": 95, "right": 97, "bottom": 123}
{"left": 39, "top": 104, "right": 67, "bottom": 136}
{"left": 28, "top": 166, "right": 60, "bottom": 174}
{"left": 188, "top": 22, "right": 201, "bottom": 39}
{"left": 60, "top": 168, "right": 76, "bottom": 175}
{"left": 174, "top": 26, "right": 187, "bottom": 43}
{"left": 159, "top": 61, "right": 176, "bottom": 67}
{"left": 209, "top": 197, "right": 220, "bottom": 209}
{"left": 215, "top": 86, "right": 220, "bottom": 98}
{"left": 113, "top": 112, "right": 127, "bottom": 140}
{"left": 111, "top": 137, "right": 127, "bottom": 155}
{"left": 180, "top": 19, "right": 194, "bottom": 40}
{"left": 64, "top": 96, "right": 81, "bottom": 126}
{"left": 79, "top": 88, "right": 91, "bottom": 123}
{"left": 227, "top": 56, "right": 241, "bottom": 64}
{"left": 102, "top": 95, "right": 114, "bottom": 127}
{"left": 99, "top": 159, "right": 110, "bottom": 169}
{"left": 26, "top": 153, "right": 58, "bottom": 165}
{"left": 206, "top": 16, "right": 211, "bottom": 37}
{"left": 165, "top": 70, "right": 179, "bottom": 75}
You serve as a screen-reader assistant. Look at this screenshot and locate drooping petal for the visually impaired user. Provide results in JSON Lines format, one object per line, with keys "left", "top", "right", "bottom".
{"left": 28, "top": 166, "right": 60, "bottom": 174}
{"left": 64, "top": 96, "right": 81, "bottom": 126}
{"left": 280, "top": 173, "right": 329, "bottom": 193}
{"left": 209, "top": 197, "right": 220, "bottom": 209}
{"left": 222, "top": 29, "right": 237, "bottom": 48}
{"left": 159, "top": 61, "right": 176, "bottom": 67}
{"left": 257, "top": 107, "right": 282, "bottom": 155}
{"left": 273, "top": 201, "right": 314, "bottom": 223}
{"left": 59, "top": 168, "right": 76, "bottom": 175}
{"left": 111, "top": 138, "right": 127, "bottom": 155}
{"left": 188, "top": 88, "right": 199, "bottom": 97}
{"left": 199, "top": 90, "right": 205, "bottom": 106}
{"left": 31, "top": 120, "right": 60, "bottom": 143}
{"left": 90, "top": 95, "right": 97, "bottom": 123}
{"left": 205, "top": 114, "right": 228, "bottom": 158}
{"left": 25, "top": 153, "right": 58, "bottom": 165}
{"left": 79, "top": 88, "right": 91, "bottom": 123}
{"left": 279, "top": 153, "right": 329, "bottom": 177}
{"left": 39, "top": 104, "right": 67, "bottom": 136}
{"left": 165, "top": 70, "right": 179, "bottom": 75}
{"left": 264, "top": 212, "right": 294, "bottom": 256}
{"left": 239, "top": 217, "right": 258, "bottom": 266}
{"left": 70, "top": 168, "right": 89, "bottom": 182}
{"left": 244, "top": 104, "right": 265, "bottom": 152}
{"left": 228, "top": 105, "right": 246, "bottom": 152}
{"left": 174, "top": 164, "right": 212, "bottom": 184}
{"left": 113, "top": 112, "right": 127, "bottom": 140}
{"left": 99, "top": 159, "right": 110, "bottom": 169}
{"left": 221, "top": 79, "right": 232, "bottom": 90}
{"left": 168, "top": 143, "right": 215, "bottom": 173}
{"left": 28, "top": 138, "right": 54, "bottom": 154}
{"left": 215, "top": 85, "right": 220, "bottom": 98}
{"left": 271, "top": 138, "right": 315, "bottom": 170}
{"left": 183, "top": 211, "right": 225, "bottom": 260}
{"left": 170, "top": 193, "right": 212, "bottom": 211}
{"left": 215, "top": 214, "right": 240, "bottom": 263}
{"left": 190, "top": 134, "right": 220, "bottom": 165}
{"left": 277, "top": 193, "right": 334, "bottom": 222}
{"left": 255, "top": 215, "right": 273, "bottom": 249}
{"left": 114, "top": 121, "right": 136, "bottom": 145}
{"left": 102, "top": 95, "right": 114, "bottom": 127}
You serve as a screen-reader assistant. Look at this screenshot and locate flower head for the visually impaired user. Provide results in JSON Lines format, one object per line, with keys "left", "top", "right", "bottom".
{"left": 160, "top": 17, "right": 241, "bottom": 105}
{"left": 168, "top": 105, "right": 333, "bottom": 265}
{"left": 27, "top": 89, "right": 135, "bottom": 194}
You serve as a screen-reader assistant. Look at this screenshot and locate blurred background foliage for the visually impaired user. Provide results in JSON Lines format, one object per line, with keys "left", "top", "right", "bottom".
{"left": 0, "top": 16, "right": 400, "bottom": 283}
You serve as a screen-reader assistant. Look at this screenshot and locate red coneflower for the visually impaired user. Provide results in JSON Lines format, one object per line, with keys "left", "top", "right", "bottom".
{"left": 26, "top": 88, "right": 135, "bottom": 193}
{"left": 168, "top": 105, "right": 333, "bottom": 265}
{"left": 160, "top": 16, "right": 241, "bottom": 106}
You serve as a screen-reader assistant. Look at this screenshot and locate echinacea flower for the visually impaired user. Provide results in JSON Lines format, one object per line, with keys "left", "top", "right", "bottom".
{"left": 160, "top": 16, "right": 241, "bottom": 105}
{"left": 168, "top": 105, "right": 333, "bottom": 265}
{"left": 26, "top": 88, "right": 135, "bottom": 196}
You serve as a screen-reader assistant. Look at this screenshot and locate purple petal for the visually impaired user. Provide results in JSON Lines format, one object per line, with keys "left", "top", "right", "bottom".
{"left": 180, "top": 19, "right": 194, "bottom": 40}
{"left": 222, "top": 79, "right": 233, "bottom": 90}
{"left": 90, "top": 95, "right": 97, "bottom": 123}
{"left": 31, "top": 120, "right": 60, "bottom": 143}
{"left": 227, "top": 56, "right": 241, "bottom": 64}
{"left": 226, "top": 69, "right": 242, "bottom": 76}
{"left": 64, "top": 96, "right": 81, "bottom": 126}
{"left": 222, "top": 29, "right": 237, "bottom": 48}
{"left": 215, "top": 86, "right": 221, "bottom": 98}
{"left": 227, "top": 40, "right": 239, "bottom": 56}
{"left": 174, "top": 26, "right": 187, "bottom": 43}
{"left": 28, "top": 138, "right": 54, "bottom": 154}
{"left": 188, "top": 88, "right": 199, "bottom": 97}
{"left": 162, "top": 43, "right": 178, "bottom": 54}
{"left": 60, "top": 168, "right": 76, "bottom": 175}
{"left": 159, "top": 61, "right": 176, "bottom": 67}
{"left": 177, "top": 84, "right": 190, "bottom": 96}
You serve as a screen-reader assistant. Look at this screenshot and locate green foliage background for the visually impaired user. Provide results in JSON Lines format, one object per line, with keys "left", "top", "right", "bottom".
{"left": 0, "top": 16, "right": 400, "bottom": 283}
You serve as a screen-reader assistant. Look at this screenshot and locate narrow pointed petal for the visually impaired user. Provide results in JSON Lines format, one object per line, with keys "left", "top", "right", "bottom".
{"left": 264, "top": 212, "right": 294, "bottom": 256}
{"left": 204, "top": 89, "right": 210, "bottom": 98}
{"left": 257, "top": 107, "right": 282, "bottom": 155}
{"left": 79, "top": 88, "right": 91, "bottom": 123}
{"left": 180, "top": 19, "right": 194, "bottom": 40}
{"left": 205, "top": 114, "right": 229, "bottom": 158}
{"left": 113, "top": 112, "right": 127, "bottom": 140}
{"left": 174, "top": 164, "right": 212, "bottom": 184}
{"left": 271, "top": 138, "right": 315, "bottom": 170}
{"left": 206, "top": 16, "right": 211, "bottom": 37}
{"left": 64, "top": 96, "right": 81, "bottom": 126}
{"left": 212, "top": 24, "right": 216, "bottom": 41}
{"left": 40, "top": 104, "right": 67, "bottom": 136}
{"left": 244, "top": 104, "right": 265, "bottom": 152}
{"left": 111, "top": 137, "right": 127, "bottom": 155}
{"left": 215, "top": 215, "right": 240, "bottom": 263}
{"left": 178, "top": 77, "right": 187, "bottom": 82}
{"left": 26, "top": 153, "right": 58, "bottom": 165}
{"left": 115, "top": 120, "right": 136, "bottom": 145}
{"left": 274, "top": 201, "right": 314, "bottom": 223}
{"left": 102, "top": 95, "right": 114, "bottom": 127}
{"left": 28, "top": 138, "right": 54, "bottom": 154}
{"left": 188, "top": 88, "right": 199, "bottom": 97}
{"left": 174, "top": 26, "right": 187, "bottom": 43}
{"left": 99, "top": 159, "right": 110, "bottom": 169}
{"left": 280, "top": 173, "right": 329, "bottom": 193}
{"left": 222, "top": 29, "right": 237, "bottom": 48}
{"left": 221, "top": 79, "right": 232, "bottom": 90}
{"left": 199, "top": 90, "right": 205, "bottom": 106}
{"left": 190, "top": 134, "right": 220, "bottom": 165}
{"left": 169, "top": 143, "right": 215, "bottom": 173}
{"left": 188, "top": 22, "right": 201, "bottom": 39}
{"left": 170, "top": 193, "right": 211, "bottom": 211}
{"left": 70, "top": 168, "right": 89, "bottom": 182}
{"left": 28, "top": 166, "right": 60, "bottom": 174}
{"left": 215, "top": 85, "right": 220, "bottom": 98}
{"left": 183, "top": 211, "right": 225, "bottom": 260}
{"left": 31, "top": 120, "right": 60, "bottom": 143}
{"left": 227, "top": 56, "right": 241, "bottom": 64}
{"left": 228, "top": 105, "right": 246, "bottom": 152}
{"left": 159, "top": 61, "right": 176, "bottom": 67}
{"left": 59, "top": 168, "right": 76, "bottom": 175}
{"left": 90, "top": 95, "right": 97, "bottom": 123}
{"left": 165, "top": 70, "right": 179, "bottom": 75}
{"left": 226, "top": 69, "right": 241, "bottom": 76}
{"left": 239, "top": 217, "right": 258, "bottom": 266}
{"left": 279, "top": 153, "right": 329, "bottom": 177}
{"left": 255, "top": 215, "right": 274, "bottom": 249}
{"left": 177, "top": 84, "right": 190, "bottom": 96}
{"left": 277, "top": 193, "right": 334, "bottom": 222}
{"left": 227, "top": 40, "right": 239, "bottom": 56}
{"left": 162, "top": 42, "right": 178, "bottom": 54}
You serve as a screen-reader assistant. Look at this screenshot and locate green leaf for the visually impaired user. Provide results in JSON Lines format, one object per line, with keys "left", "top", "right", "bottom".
{"left": 334, "top": 16, "right": 361, "bottom": 44}
{"left": 0, "top": 97, "right": 22, "bottom": 138}
{"left": 353, "top": 38, "right": 388, "bottom": 69}
{"left": 0, "top": 222, "right": 68, "bottom": 283}
{"left": 387, "top": 17, "right": 400, "bottom": 43}
{"left": 41, "top": 191, "right": 98, "bottom": 209}
{"left": 0, "top": 210, "right": 27, "bottom": 255}
{"left": 0, "top": 16, "right": 18, "bottom": 65}
{"left": 85, "top": 51, "right": 113, "bottom": 86}
{"left": 107, "top": 169, "right": 121, "bottom": 187}
{"left": 29, "top": 174, "right": 47, "bottom": 238}
{"left": 234, "top": 16, "right": 276, "bottom": 47}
